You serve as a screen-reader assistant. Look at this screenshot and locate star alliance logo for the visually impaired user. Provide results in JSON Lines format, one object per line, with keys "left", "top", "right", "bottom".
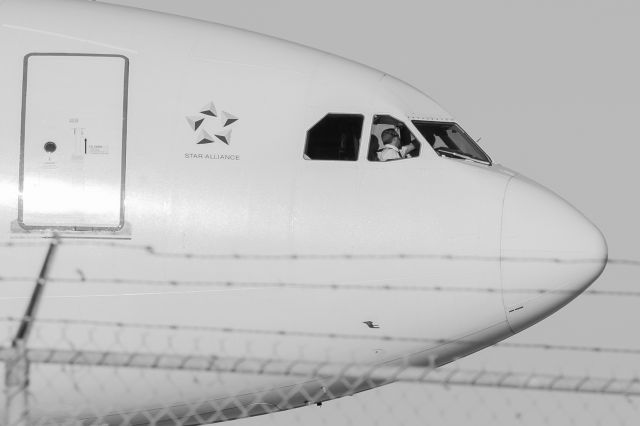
{"left": 186, "top": 102, "right": 239, "bottom": 145}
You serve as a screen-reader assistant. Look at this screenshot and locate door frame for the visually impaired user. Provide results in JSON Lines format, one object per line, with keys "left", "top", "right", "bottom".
{"left": 18, "top": 52, "right": 130, "bottom": 232}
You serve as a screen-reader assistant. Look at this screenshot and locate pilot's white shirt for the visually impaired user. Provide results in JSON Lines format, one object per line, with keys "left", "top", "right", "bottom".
{"left": 377, "top": 144, "right": 411, "bottom": 162}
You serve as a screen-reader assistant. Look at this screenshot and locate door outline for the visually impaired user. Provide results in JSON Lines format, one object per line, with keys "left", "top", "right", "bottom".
{"left": 18, "top": 53, "right": 129, "bottom": 232}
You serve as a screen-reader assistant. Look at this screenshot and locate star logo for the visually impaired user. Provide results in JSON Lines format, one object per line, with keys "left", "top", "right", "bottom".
{"left": 186, "top": 102, "right": 239, "bottom": 145}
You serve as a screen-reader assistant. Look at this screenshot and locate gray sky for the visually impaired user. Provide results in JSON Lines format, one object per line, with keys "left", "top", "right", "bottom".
{"left": 98, "top": 1, "right": 640, "bottom": 424}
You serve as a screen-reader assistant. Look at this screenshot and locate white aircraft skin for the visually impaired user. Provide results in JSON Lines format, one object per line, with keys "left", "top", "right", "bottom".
{"left": 0, "top": 0, "right": 607, "bottom": 424}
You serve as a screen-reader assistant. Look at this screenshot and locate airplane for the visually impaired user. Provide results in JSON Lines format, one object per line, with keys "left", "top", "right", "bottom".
{"left": 0, "top": 0, "right": 608, "bottom": 424}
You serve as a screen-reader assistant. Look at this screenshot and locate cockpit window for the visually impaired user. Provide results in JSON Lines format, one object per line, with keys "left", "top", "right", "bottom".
{"left": 304, "top": 114, "right": 363, "bottom": 161}
{"left": 412, "top": 121, "right": 491, "bottom": 165}
{"left": 368, "top": 115, "right": 421, "bottom": 162}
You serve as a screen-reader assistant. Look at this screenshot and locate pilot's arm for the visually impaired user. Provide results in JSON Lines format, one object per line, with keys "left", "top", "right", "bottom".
{"left": 400, "top": 142, "right": 417, "bottom": 158}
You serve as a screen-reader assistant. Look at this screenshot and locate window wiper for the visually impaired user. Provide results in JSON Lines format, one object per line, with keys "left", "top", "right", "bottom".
{"left": 435, "top": 147, "right": 491, "bottom": 165}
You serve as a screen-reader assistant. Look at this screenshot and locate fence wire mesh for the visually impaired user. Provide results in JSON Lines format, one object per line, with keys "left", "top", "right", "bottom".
{"left": 0, "top": 238, "right": 638, "bottom": 425}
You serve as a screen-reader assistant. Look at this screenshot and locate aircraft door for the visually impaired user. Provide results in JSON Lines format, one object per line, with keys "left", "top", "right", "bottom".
{"left": 19, "top": 54, "right": 128, "bottom": 231}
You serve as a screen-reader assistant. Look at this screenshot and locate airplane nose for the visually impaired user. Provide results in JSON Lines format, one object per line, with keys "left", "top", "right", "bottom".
{"left": 500, "top": 175, "right": 607, "bottom": 333}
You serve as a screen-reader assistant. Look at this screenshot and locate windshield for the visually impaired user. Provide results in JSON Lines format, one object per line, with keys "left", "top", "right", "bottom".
{"left": 412, "top": 121, "right": 491, "bottom": 165}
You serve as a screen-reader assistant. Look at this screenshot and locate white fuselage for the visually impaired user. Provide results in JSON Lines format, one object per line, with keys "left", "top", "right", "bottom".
{"left": 0, "top": 0, "right": 607, "bottom": 424}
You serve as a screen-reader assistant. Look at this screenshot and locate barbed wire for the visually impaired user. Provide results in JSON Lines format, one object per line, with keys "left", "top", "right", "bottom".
{"left": 27, "top": 276, "right": 639, "bottom": 298}
{"left": 0, "top": 276, "right": 33, "bottom": 283}
{"left": 38, "top": 240, "right": 639, "bottom": 266}
{"left": 2, "top": 240, "right": 638, "bottom": 266}
{"left": 0, "top": 273, "right": 637, "bottom": 300}
{"left": 608, "top": 258, "right": 640, "bottom": 266}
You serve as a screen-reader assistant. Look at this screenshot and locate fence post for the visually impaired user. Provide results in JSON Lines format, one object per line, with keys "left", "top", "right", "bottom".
{"left": 5, "top": 237, "right": 59, "bottom": 425}
{"left": 4, "top": 340, "right": 29, "bottom": 426}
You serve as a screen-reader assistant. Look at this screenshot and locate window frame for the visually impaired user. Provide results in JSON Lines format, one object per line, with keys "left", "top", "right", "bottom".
{"left": 367, "top": 113, "right": 426, "bottom": 163}
{"left": 411, "top": 120, "right": 492, "bottom": 166}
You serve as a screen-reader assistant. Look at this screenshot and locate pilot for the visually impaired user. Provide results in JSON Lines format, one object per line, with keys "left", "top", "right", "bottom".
{"left": 377, "top": 128, "right": 417, "bottom": 161}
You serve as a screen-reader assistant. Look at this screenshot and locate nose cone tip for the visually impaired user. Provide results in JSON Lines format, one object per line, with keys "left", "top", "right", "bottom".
{"left": 501, "top": 176, "right": 607, "bottom": 333}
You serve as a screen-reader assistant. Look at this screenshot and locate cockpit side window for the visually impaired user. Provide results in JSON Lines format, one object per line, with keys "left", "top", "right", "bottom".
{"left": 412, "top": 121, "right": 491, "bottom": 165}
{"left": 368, "top": 115, "right": 421, "bottom": 162}
{"left": 304, "top": 114, "right": 363, "bottom": 161}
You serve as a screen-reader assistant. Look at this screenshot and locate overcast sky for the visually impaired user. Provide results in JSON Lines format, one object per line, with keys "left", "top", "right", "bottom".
{"left": 98, "top": 1, "right": 640, "bottom": 424}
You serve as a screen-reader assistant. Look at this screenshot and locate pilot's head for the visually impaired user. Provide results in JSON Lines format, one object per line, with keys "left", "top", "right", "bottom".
{"left": 381, "top": 128, "right": 401, "bottom": 147}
